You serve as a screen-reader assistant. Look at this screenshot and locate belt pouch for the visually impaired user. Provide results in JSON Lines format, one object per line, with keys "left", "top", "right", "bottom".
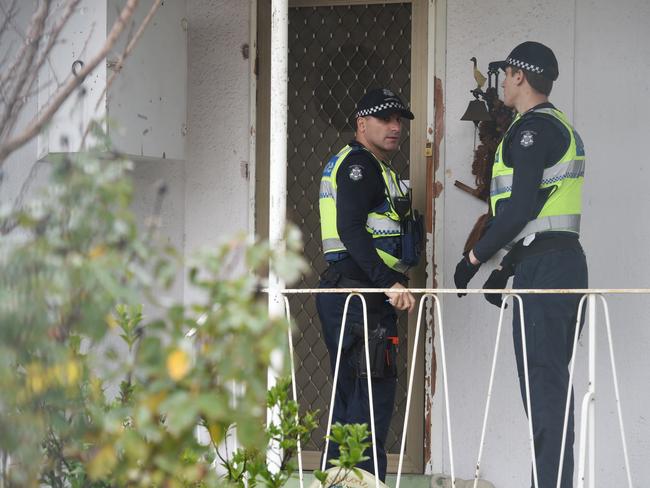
{"left": 400, "top": 210, "right": 424, "bottom": 267}
{"left": 352, "top": 325, "right": 397, "bottom": 379}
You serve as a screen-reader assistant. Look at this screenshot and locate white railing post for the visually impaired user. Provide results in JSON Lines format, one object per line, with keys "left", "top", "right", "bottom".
{"left": 598, "top": 296, "right": 634, "bottom": 488}
{"left": 587, "top": 294, "right": 596, "bottom": 488}
{"left": 557, "top": 295, "right": 588, "bottom": 488}
{"left": 282, "top": 296, "right": 304, "bottom": 488}
{"left": 267, "top": 0, "right": 288, "bottom": 474}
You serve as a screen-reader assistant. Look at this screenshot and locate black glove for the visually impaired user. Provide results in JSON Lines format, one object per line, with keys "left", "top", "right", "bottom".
{"left": 482, "top": 267, "right": 512, "bottom": 308}
{"left": 453, "top": 254, "right": 481, "bottom": 297}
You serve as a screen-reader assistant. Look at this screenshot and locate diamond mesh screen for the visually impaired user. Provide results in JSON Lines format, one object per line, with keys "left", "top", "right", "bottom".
{"left": 286, "top": 2, "right": 412, "bottom": 455}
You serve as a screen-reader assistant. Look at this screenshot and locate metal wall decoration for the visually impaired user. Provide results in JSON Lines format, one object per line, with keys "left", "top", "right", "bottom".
{"left": 455, "top": 58, "right": 514, "bottom": 252}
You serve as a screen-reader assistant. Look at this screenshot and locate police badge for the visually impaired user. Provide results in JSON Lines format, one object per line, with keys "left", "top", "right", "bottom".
{"left": 349, "top": 164, "right": 363, "bottom": 181}
{"left": 520, "top": 130, "right": 536, "bottom": 147}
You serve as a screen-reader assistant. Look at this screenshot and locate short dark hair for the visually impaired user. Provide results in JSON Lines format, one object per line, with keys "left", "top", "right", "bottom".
{"left": 509, "top": 65, "right": 553, "bottom": 96}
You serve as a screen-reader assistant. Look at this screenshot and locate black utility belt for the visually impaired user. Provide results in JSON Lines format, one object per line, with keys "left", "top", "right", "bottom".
{"left": 320, "top": 265, "right": 372, "bottom": 289}
{"left": 320, "top": 265, "right": 389, "bottom": 316}
{"left": 502, "top": 234, "right": 581, "bottom": 270}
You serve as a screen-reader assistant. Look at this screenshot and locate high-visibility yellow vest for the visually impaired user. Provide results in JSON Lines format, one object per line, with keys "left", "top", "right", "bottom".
{"left": 319, "top": 144, "right": 408, "bottom": 273}
{"left": 490, "top": 107, "right": 585, "bottom": 246}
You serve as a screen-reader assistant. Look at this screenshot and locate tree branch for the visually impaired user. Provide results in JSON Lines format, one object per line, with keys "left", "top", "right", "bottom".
{"left": 18, "top": 0, "right": 83, "bottom": 119}
{"left": 98, "top": 0, "right": 162, "bottom": 111}
{"left": 0, "top": 0, "right": 140, "bottom": 166}
{"left": 0, "top": 0, "right": 51, "bottom": 139}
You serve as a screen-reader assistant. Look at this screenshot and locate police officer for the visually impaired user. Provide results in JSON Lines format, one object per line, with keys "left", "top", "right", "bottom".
{"left": 317, "top": 88, "right": 417, "bottom": 481}
{"left": 454, "top": 42, "right": 588, "bottom": 488}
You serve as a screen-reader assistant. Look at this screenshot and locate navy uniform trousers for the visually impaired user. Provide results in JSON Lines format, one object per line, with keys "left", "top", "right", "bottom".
{"left": 316, "top": 275, "right": 398, "bottom": 482}
{"left": 512, "top": 244, "right": 588, "bottom": 488}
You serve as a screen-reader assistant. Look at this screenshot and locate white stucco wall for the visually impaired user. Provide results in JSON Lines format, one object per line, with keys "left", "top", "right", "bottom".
{"left": 107, "top": 0, "right": 188, "bottom": 160}
{"left": 574, "top": 0, "right": 650, "bottom": 482}
{"left": 130, "top": 158, "right": 186, "bottom": 306}
{"left": 184, "top": 0, "right": 252, "bottom": 303}
{"left": 441, "top": 0, "right": 650, "bottom": 485}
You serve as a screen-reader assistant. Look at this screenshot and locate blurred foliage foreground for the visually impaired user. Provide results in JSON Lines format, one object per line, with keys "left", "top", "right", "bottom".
{"left": 0, "top": 139, "right": 369, "bottom": 487}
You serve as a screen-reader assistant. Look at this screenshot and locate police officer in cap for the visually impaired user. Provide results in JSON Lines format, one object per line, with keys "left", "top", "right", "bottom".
{"left": 454, "top": 41, "right": 588, "bottom": 487}
{"left": 317, "top": 88, "right": 418, "bottom": 481}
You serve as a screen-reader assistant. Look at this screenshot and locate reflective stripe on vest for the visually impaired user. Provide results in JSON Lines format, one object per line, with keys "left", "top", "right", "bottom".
{"left": 490, "top": 159, "right": 585, "bottom": 197}
{"left": 319, "top": 144, "right": 408, "bottom": 272}
{"left": 490, "top": 107, "right": 585, "bottom": 247}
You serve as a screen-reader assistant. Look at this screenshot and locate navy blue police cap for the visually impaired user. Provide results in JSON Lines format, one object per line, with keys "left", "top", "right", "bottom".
{"left": 355, "top": 88, "right": 415, "bottom": 120}
{"left": 491, "top": 41, "right": 559, "bottom": 81}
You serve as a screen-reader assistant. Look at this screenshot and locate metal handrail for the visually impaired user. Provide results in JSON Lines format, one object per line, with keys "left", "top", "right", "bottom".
{"left": 273, "top": 287, "right": 650, "bottom": 294}
{"left": 278, "top": 287, "right": 641, "bottom": 488}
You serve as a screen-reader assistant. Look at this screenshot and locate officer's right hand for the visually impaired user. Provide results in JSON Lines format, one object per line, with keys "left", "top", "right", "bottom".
{"left": 385, "top": 283, "right": 415, "bottom": 313}
{"left": 454, "top": 253, "right": 481, "bottom": 297}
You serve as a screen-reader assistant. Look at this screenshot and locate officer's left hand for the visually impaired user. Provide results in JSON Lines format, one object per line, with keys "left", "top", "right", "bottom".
{"left": 454, "top": 253, "right": 481, "bottom": 297}
{"left": 482, "top": 267, "right": 511, "bottom": 308}
{"left": 385, "top": 282, "right": 415, "bottom": 313}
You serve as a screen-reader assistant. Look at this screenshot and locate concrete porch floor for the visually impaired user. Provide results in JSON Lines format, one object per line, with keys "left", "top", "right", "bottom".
{"left": 284, "top": 473, "right": 496, "bottom": 487}
{"left": 285, "top": 473, "right": 431, "bottom": 487}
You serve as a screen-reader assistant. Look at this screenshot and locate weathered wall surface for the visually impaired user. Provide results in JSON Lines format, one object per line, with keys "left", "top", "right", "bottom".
{"left": 184, "top": 0, "right": 252, "bottom": 303}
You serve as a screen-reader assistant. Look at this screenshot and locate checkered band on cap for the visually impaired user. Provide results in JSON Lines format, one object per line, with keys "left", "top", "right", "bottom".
{"left": 356, "top": 101, "right": 405, "bottom": 117}
{"left": 507, "top": 57, "right": 544, "bottom": 74}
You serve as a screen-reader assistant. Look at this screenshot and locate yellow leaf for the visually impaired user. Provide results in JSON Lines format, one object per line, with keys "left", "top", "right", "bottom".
{"left": 105, "top": 314, "right": 118, "bottom": 329}
{"left": 66, "top": 360, "right": 81, "bottom": 384}
{"left": 29, "top": 373, "right": 45, "bottom": 394}
{"left": 87, "top": 445, "right": 117, "bottom": 480}
{"left": 207, "top": 422, "right": 223, "bottom": 444}
{"left": 88, "top": 244, "right": 107, "bottom": 259}
{"left": 26, "top": 364, "right": 46, "bottom": 393}
{"left": 166, "top": 349, "right": 190, "bottom": 381}
{"left": 145, "top": 390, "right": 168, "bottom": 411}
{"left": 90, "top": 376, "right": 104, "bottom": 400}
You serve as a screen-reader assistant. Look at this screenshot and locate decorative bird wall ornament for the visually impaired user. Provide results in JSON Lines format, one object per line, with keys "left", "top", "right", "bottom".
{"left": 455, "top": 86, "right": 515, "bottom": 253}
{"left": 470, "top": 56, "right": 487, "bottom": 90}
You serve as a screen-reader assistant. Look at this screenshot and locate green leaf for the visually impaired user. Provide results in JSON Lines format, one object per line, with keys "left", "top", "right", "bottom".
{"left": 159, "top": 392, "right": 200, "bottom": 437}
{"left": 314, "top": 470, "right": 328, "bottom": 483}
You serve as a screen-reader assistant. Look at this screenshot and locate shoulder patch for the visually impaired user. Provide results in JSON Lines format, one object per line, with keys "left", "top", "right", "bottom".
{"left": 520, "top": 130, "right": 536, "bottom": 147}
{"left": 322, "top": 157, "right": 337, "bottom": 177}
{"left": 348, "top": 164, "right": 364, "bottom": 181}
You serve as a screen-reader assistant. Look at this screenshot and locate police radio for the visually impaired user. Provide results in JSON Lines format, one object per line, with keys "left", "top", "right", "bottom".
{"left": 393, "top": 189, "right": 424, "bottom": 267}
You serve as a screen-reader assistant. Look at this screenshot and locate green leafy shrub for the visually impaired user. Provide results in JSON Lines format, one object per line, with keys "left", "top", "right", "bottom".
{"left": 0, "top": 131, "right": 370, "bottom": 488}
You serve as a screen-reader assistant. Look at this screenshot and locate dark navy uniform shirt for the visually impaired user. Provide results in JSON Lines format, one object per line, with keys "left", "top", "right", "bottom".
{"left": 331, "top": 141, "right": 407, "bottom": 288}
{"left": 473, "top": 102, "right": 572, "bottom": 262}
